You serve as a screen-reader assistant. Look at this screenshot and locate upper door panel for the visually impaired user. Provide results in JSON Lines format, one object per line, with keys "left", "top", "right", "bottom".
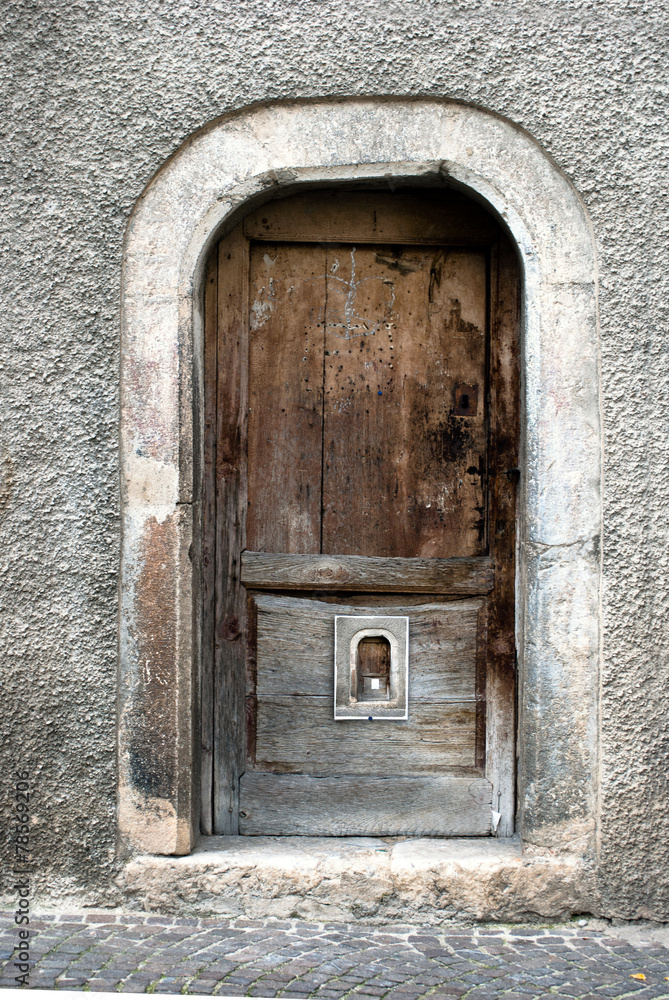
{"left": 247, "top": 241, "right": 487, "bottom": 558}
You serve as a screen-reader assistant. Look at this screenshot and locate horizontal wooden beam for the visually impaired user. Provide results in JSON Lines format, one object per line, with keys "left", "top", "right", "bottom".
{"left": 239, "top": 773, "right": 492, "bottom": 837}
{"left": 241, "top": 552, "right": 494, "bottom": 594}
{"left": 243, "top": 190, "right": 500, "bottom": 246}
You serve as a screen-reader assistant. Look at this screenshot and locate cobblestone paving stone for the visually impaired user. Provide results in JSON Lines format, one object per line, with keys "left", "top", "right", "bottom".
{"left": 1, "top": 913, "right": 668, "bottom": 999}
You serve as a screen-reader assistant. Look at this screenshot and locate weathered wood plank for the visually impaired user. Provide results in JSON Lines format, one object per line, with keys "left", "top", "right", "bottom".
{"left": 213, "top": 229, "right": 249, "bottom": 834}
{"left": 321, "top": 244, "right": 410, "bottom": 557}
{"left": 243, "top": 190, "right": 500, "bottom": 246}
{"left": 242, "top": 552, "right": 494, "bottom": 593}
{"left": 200, "top": 248, "right": 218, "bottom": 836}
{"left": 485, "top": 236, "right": 520, "bottom": 836}
{"left": 253, "top": 593, "right": 481, "bottom": 701}
{"left": 320, "top": 246, "right": 487, "bottom": 557}
{"left": 246, "top": 243, "right": 325, "bottom": 553}
{"left": 239, "top": 773, "right": 492, "bottom": 836}
{"left": 254, "top": 696, "right": 478, "bottom": 774}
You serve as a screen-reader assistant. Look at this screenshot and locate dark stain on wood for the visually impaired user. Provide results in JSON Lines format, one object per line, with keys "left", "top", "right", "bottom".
{"left": 429, "top": 412, "right": 473, "bottom": 463}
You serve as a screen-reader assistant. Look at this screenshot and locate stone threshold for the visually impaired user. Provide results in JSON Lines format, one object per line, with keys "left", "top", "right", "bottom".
{"left": 120, "top": 835, "right": 595, "bottom": 924}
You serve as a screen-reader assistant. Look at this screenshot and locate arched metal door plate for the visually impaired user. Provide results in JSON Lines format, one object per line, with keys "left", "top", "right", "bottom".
{"left": 334, "top": 615, "right": 409, "bottom": 720}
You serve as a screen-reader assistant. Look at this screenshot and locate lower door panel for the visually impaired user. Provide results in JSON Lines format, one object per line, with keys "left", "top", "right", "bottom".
{"left": 242, "top": 593, "right": 489, "bottom": 837}
{"left": 239, "top": 773, "right": 492, "bottom": 836}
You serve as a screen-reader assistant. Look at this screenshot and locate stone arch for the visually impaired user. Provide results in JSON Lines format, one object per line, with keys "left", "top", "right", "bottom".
{"left": 119, "top": 99, "right": 601, "bottom": 857}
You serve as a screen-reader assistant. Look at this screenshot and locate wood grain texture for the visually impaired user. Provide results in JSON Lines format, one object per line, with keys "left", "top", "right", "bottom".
{"left": 243, "top": 190, "right": 500, "bottom": 246}
{"left": 246, "top": 243, "right": 325, "bottom": 553}
{"left": 253, "top": 696, "right": 478, "bottom": 774}
{"left": 200, "top": 249, "right": 218, "bottom": 836}
{"left": 253, "top": 593, "right": 481, "bottom": 702}
{"left": 485, "top": 236, "right": 520, "bottom": 836}
{"left": 239, "top": 773, "right": 492, "bottom": 836}
{"left": 213, "top": 229, "right": 249, "bottom": 834}
{"left": 242, "top": 551, "right": 493, "bottom": 593}
{"left": 321, "top": 246, "right": 487, "bottom": 558}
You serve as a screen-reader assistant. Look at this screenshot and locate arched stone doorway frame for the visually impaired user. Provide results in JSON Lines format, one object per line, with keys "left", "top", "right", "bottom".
{"left": 119, "top": 99, "right": 601, "bottom": 859}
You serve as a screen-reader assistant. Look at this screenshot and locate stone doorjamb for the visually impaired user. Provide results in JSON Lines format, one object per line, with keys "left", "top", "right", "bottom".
{"left": 119, "top": 99, "right": 601, "bottom": 858}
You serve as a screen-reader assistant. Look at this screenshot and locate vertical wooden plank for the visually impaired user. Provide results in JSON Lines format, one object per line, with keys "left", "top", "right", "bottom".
{"left": 475, "top": 599, "right": 488, "bottom": 774}
{"left": 200, "top": 249, "right": 218, "bottom": 835}
{"left": 486, "top": 236, "right": 521, "bottom": 836}
{"left": 321, "top": 245, "right": 400, "bottom": 556}
{"left": 245, "top": 590, "right": 258, "bottom": 767}
{"left": 246, "top": 243, "right": 326, "bottom": 553}
{"left": 321, "top": 245, "right": 487, "bottom": 558}
{"left": 213, "top": 228, "right": 249, "bottom": 834}
{"left": 420, "top": 249, "right": 488, "bottom": 556}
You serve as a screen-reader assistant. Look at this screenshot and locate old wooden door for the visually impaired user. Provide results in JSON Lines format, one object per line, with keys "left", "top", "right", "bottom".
{"left": 202, "top": 189, "right": 519, "bottom": 838}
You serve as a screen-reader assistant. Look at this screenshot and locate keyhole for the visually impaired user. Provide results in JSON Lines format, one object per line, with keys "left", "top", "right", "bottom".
{"left": 454, "top": 383, "right": 477, "bottom": 416}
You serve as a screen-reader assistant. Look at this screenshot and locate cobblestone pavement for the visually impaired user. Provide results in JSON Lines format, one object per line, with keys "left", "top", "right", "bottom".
{"left": 1, "top": 912, "right": 669, "bottom": 999}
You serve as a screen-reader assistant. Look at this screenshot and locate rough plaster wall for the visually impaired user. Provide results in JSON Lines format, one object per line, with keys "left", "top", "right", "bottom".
{"left": 1, "top": 0, "right": 668, "bottom": 915}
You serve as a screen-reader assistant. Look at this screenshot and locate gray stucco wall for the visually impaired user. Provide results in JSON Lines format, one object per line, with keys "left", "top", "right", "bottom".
{"left": 1, "top": 0, "right": 668, "bottom": 917}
